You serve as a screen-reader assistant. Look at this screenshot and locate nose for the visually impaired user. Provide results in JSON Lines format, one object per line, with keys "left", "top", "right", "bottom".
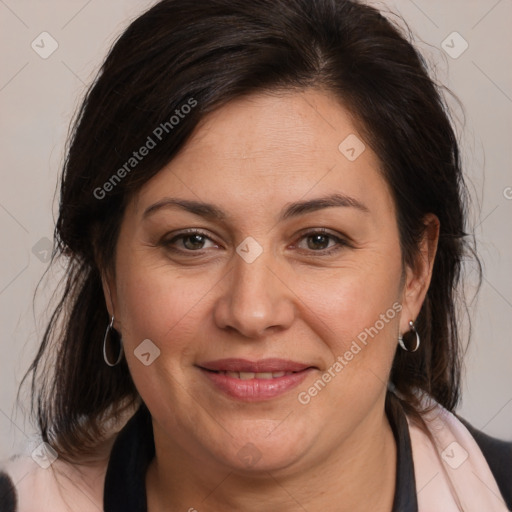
{"left": 213, "top": 248, "right": 296, "bottom": 339}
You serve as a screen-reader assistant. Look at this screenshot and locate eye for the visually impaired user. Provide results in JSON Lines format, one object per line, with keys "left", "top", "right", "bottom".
{"left": 164, "top": 230, "right": 219, "bottom": 252}
{"left": 161, "top": 228, "right": 349, "bottom": 256}
{"left": 294, "top": 229, "right": 349, "bottom": 254}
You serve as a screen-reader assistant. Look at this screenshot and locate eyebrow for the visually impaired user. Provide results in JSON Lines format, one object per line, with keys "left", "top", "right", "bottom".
{"left": 142, "top": 193, "right": 370, "bottom": 221}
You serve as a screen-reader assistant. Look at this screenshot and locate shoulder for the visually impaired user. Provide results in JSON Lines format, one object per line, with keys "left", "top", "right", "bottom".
{"left": 458, "top": 417, "right": 512, "bottom": 510}
{"left": 403, "top": 391, "right": 512, "bottom": 510}
{"left": 0, "top": 403, "right": 140, "bottom": 512}
{"left": 0, "top": 452, "right": 108, "bottom": 512}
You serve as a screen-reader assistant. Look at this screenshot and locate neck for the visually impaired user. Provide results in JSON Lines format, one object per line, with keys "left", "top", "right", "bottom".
{"left": 146, "top": 404, "right": 396, "bottom": 512}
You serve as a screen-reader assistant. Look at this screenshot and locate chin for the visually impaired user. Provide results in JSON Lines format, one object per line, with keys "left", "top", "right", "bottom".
{"left": 209, "top": 427, "right": 312, "bottom": 474}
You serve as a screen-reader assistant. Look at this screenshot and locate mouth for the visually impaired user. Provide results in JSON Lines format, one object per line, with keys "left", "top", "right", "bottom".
{"left": 197, "top": 358, "right": 316, "bottom": 401}
{"left": 199, "top": 357, "right": 313, "bottom": 373}
{"left": 204, "top": 370, "right": 297, "bottom": 380}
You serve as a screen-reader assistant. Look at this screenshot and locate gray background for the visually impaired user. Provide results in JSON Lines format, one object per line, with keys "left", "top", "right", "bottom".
{"left": 1, "top": 0, "right": 511, "bottom": 460}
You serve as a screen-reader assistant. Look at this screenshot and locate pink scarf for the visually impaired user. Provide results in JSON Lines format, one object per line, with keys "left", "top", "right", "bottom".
{"left": 409, "top": 400, "right": 509, "bottom": 511}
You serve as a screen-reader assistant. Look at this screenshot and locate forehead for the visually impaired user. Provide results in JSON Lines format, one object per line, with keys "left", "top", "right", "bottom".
{"left": 183, "top": 89, "right": 365, "bottom": 167}
{"left": 132, "top": 89, "right": 394, "bottom": 221}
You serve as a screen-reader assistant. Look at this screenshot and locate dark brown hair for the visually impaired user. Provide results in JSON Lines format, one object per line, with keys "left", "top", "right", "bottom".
{"left": 23, "top": 0, "right": 481, "bottom": 461}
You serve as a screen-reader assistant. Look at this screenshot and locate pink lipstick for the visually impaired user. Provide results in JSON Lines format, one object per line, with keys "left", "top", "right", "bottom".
{"left": 198, "top": 358, "right": 315, "bottom": 401}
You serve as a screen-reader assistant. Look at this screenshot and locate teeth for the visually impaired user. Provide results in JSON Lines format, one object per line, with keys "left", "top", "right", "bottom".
{"left": 256, "top": 372, "right": 274, "bottom": 380}
{"left": 219, "top": 371, "right": 293, "bottom": 379}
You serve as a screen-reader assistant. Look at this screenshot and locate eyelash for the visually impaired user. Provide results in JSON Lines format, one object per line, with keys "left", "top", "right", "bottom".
{"left": 162, "top": 228, "right": 350, "bottom": 256}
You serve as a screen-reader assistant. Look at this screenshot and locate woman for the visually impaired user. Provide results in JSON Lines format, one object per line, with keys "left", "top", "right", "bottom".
{"left": 1, "top": 0, "right": 511, "bottom": 510}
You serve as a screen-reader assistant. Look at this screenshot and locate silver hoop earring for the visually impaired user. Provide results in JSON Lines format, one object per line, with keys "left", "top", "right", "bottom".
{"left": 398, "top": 320, "right": 420, "bottom": 352}
{"left": 103, "top": 316, "right": 124, "bottom": 367}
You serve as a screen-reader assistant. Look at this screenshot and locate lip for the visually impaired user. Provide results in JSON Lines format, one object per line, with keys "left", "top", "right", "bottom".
{"left": 198, "top": 358, "right": 316, "bottom": 402}
{"left": 199, "top": 358, "right": 313, "bottom": 373}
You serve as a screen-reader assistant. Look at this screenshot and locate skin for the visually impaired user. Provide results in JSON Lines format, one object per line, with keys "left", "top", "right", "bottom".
{"left": 102, "top": 89, "right": 439, "bottom": 511}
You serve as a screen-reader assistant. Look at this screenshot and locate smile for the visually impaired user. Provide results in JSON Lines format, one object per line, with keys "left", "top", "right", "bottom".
{"left": 210, "top": 370, "right": 295, "bottom": 379}
{"left": 198, "top": 358, "right": 316, "bottom": 401}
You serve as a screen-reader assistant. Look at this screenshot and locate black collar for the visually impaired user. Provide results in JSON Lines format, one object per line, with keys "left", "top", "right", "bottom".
{"left": 104, "top": 394, "right": 417, "bottom": 511}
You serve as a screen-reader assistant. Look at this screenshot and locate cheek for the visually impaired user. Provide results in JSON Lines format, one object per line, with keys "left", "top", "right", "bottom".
{"left": 297, "top": 252, "right": 402, "bottom": 349}
{"left": 113, "top": 256, "right": 217, "bottom": 411}
{"left": 114, "top": 254, "right": 216, "bottom": 355}
{"left": 292, "top": 254, "right": 403, "bottom": 411}
{"left": 295, "top": 272, "right": 401, "bottom": 418}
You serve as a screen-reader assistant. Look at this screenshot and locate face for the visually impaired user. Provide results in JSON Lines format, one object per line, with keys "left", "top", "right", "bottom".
{"left": 106, "top": 89, "right": 425, "bottom": 475}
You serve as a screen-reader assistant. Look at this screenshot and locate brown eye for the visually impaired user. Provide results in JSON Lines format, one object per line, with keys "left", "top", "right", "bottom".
{"left": 306, "top": 234, "right": 332, "bottom": 250}
{"left": 163, "top": 230, "right": 219, "bottom": 253}
{"left": 181, "top": 234, "right": 208, "bottom": 250}
{"left": 295, "top": 230, "right": 349, "bottom": 255}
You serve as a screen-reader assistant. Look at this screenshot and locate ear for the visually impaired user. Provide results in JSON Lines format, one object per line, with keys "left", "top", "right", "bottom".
{"left": 92, "top": 226, "right": 120, "bottom": 328}
{"left": 99, "top": 267, "right": 120, "bottom": 329}
{"left": 100, "top": 270, "right": 116, "bottom": 317}
{"left": 399, "top": 213, "right": 440, "bottom": 334}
